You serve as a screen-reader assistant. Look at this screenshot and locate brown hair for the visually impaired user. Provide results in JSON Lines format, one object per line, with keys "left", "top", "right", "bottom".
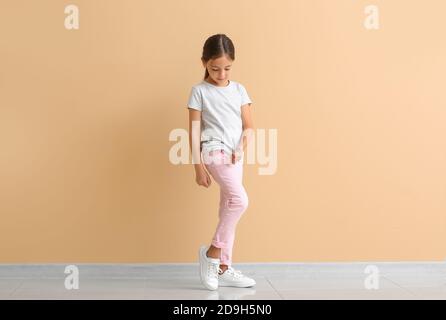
{"left": 201, "top": 34, "right": 235, "bottom": 80}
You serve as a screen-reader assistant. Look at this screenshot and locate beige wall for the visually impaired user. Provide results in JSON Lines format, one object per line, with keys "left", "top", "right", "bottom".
{"left": 1, "top": 0, "right": 445, "bottom": 263}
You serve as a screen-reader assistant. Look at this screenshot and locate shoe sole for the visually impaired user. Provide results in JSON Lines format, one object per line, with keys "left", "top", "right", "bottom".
{"left": 199, "top": 246, "right": 218, "bottom": 291}
{"left": 218, "top": 281, "right": 256, "bottom": 288}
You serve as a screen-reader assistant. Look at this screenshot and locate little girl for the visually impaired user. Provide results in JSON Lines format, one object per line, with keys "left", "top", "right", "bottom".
{"left": 187, "top": 34, "right": 256, "bottom": 290}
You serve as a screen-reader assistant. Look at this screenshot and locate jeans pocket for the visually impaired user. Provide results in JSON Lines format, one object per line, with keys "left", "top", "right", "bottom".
{"left": 203, "top": 150, "right": 226, "bottom": 166}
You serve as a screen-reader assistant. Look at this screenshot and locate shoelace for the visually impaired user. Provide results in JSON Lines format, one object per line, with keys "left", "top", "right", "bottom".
{"left": 222, "top": 267, "right": 244, "bottom": 278}
{"left": 207, "top": 262, "right": 219, "bottom": 279}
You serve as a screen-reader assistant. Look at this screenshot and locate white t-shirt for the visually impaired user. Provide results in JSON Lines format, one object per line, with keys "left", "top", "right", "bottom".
{"left": 187, "top": 79, "right": 252, "bottom": 156}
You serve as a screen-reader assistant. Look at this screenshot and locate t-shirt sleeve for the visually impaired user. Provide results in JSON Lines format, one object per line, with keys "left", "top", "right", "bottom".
{"left": 187, "top": 86, "right": 202, "bottom": 111}
{"left": 239, "top": 84, "right": 252, "bottom": 106}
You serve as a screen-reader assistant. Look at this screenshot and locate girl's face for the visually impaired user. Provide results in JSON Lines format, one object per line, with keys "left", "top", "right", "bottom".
{"left": 202, "top": 55, "right": 233, "bottom": 86}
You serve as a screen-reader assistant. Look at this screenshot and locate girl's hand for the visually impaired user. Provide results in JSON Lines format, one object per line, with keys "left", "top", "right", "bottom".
{"left": 195, "top": 165, "right": 212, "bottom": 188}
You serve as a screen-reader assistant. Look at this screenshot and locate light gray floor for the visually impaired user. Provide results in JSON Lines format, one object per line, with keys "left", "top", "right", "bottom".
{"left": 0, "top": 262, "right": 445, "bottom": 300}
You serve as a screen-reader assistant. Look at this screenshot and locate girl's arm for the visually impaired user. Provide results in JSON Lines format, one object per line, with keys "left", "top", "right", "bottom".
{"left": 189, "top": 108, "right": 211, "bottom": 187}
{"left": 188, "top": 109, "right": 202, "bottom": 167}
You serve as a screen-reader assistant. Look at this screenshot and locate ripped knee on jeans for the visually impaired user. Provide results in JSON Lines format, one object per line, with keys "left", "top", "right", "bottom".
{"left": 226, "top": 193, "right": 249, "bottom": 211}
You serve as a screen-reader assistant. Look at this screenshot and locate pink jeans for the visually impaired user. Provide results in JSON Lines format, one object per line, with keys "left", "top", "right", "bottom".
{"left": 203, "top": 149, "right": 249, "bottom": 267}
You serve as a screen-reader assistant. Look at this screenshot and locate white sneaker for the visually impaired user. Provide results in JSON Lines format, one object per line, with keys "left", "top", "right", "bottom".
{"left": 218, "top": 266, "right": 256, "bottom": 288}
{"left": 198, "top": 245, "right": 220, "bottom": 291}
